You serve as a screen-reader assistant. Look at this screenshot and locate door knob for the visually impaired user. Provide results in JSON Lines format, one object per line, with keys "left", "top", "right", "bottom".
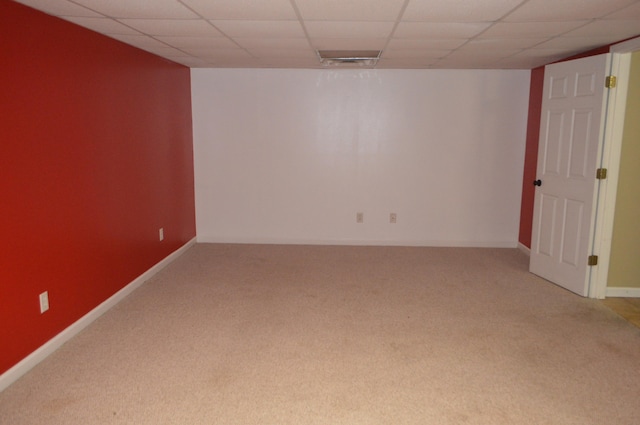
{"left": 533, "top": 179, "right": 542, "bottom": 186}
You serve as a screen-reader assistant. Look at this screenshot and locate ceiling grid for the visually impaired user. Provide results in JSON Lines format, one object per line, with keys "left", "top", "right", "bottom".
{"left": 13, "top": 0, "right": 640, "bottom": 68}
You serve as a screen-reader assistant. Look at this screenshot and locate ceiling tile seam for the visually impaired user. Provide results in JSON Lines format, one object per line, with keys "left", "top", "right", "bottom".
{"left": 105, "top": 22, "right": 239, "bottom": 63}
{"left": 67, "top": 0, "right": 199, "bottom": 20}
{"left": 66, "top": 0, "right": 107, "bottom": 18}
{"left": 177, "top": 0, "right": 207, "bottom": 19}
{"left": 110, "top": 17, "right": 214, "bottom": 32}
{"left": 378, "top": 0, "right": 413, "bottom": 63}
{"left": 603, "top": 3, "right": 640, "bottom": 19}
{"left": 436, "top": 0, "right": 552, "bottom": 66}
{"left": 433, "top": 37, "right": 478, "bottom": 64}
{"left": 52, "top": 13, "right": 193, "bottom": 57}
{"left": 131, "top": 36, "right": 194, "bottom": 57}
{"left": 110, "top": 18, "right": 155, "bottom": 37}
{"left": 496, "top": 0, "right": 536, "bottom": 23}
{"left": 98, "top": 17, "right": 215, "bottom": 58}
{"left": 553, "top": 19, "right": 601, "bottom": 38}
{"left": 518, "top": 18, "right": 619, "bottom": 55}
{"left": 173, "top": 0, "right": 262, "bottom": 61}
{"left": 289, "top": 0, "right": 324, "bottom": 64}
{"left": 467, "top": 0, "right": 531, "bottom": 40}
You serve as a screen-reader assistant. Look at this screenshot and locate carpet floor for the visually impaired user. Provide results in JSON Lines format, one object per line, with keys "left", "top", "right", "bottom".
{"left": 1, "top": 244, "right": 639, "bottom": 424}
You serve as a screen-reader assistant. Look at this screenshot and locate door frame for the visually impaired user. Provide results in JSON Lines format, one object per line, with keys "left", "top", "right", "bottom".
{"left": 589, "top": 36, "right": 640, "bottom": 299}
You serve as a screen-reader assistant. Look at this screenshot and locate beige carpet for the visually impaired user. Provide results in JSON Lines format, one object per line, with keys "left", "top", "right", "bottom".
{"left": 1, "top": 244, "right": 639, "bottom": 424}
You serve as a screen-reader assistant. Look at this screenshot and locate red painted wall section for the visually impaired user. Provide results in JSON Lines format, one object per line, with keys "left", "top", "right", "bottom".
{"left": 517, "top": 67, "right": 544, "bottom": 248}
{"left": 0, "top": 1, "right": 196, "bottom": 375}
{"left": 517, "top": 40, "right": 636, "bottom": 248}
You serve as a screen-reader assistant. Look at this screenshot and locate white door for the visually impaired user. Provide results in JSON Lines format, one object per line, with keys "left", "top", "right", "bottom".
{"left": 530, "top": 54, "right": 611, "bottom": 296}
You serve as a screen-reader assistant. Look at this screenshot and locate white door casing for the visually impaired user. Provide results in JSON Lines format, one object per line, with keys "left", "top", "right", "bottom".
{"left": 530, "top": 54, "right": 611, "bottom": 297}
{"left": 591, "top": 37, "right": 640, "bottom": 299}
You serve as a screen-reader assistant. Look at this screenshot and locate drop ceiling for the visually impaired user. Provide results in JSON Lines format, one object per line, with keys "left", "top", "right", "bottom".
{"left": 13, "top": 0, "right": 640, "bottom": 69}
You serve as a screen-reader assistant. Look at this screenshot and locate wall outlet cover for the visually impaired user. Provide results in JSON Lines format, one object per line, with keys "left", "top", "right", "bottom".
{"left": 39, "top": 291, "right": 49, "bottom": 314}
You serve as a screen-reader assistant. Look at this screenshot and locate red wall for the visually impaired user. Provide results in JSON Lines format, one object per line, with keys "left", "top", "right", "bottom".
{"left": 517, "top": 43, "right": 633, "bottom": 248}
{"left": 517, "top": 67, "right": 544, "bottom": 248}
{"left": 0, "top": 1, "right": 196, "bottom": 374}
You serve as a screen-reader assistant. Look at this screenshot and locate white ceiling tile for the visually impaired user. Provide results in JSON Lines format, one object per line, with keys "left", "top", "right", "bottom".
{"left": 13, "top": 0, "right": 102, "bottom": 17}
{"left": 180, "top": 48, "right": 252, "bottom": 60}
{"left": 294, "top": 0, "right": 406, "bottom": 21}
{"left": 504, "top": 0, "right": 638, "bottom": 22}
{"left": 155, "top": 36, "right": 237, "bottom": 49}
{"left": 180, "top": 0, "right": 298, "bottom": 20}
{"left": 235, "top": 38, "right": 312, "bottom": 50}
{"left": 491, "top": 57, "right": 549, "bottom": 69}
{"left": 386, "top": 38, "right": 467, "bottom": 50}
{"left": 435, "top": 53, "right": 534, "bottom": 68}
{"left": 562, "top": 20, "right": 640, "bottom": 39}
{"left": 309, "top": 38, "right": 388, "bottom": 50}
{"left": 381, "top": 48, "right": 451, "bottom": 59}
{"left": 445, "top": 48, "right": 522, "bottom": 59}
{"left": 484, "top": 61, "right": 527, "bottom": 69}
{"left": 533, "top": 35, "right": 620, "bottom": 50}
{"left": 119, "top": 19, "right": 223, "bottom": 37}
{"left": 107, "top": 34, "right": 169, "bottom": 48}
{"left": 305, "top": 21, "right": 395, "bottom": 38}
{"left": 604, "top": 2, "right": 640, "bottom": 19}
{"left": 394, "top": 22, "right": 491, "bottom": 38}
{"left": 139, "top": 46, "right": 190, "bottom": 57}
{"left": 431, "top": 57, "right": 495, "bottom": 68}
{"left": 15, "top": 0, "right": 640, "bottom": 69}
{"left": 245, "top": 48, "right": 317, "bottom": 59}
{"left": 402, "top": 0, "right": 524, "bottom": 22}
{"left": 257, "top": 58, "right": 321, "bottom": 68}
{"left": 71, "top": 0, "right": 198, "bottom": 19}
{"left": 508, "top": 49, "right": 575, "bottom": 66}
{"left": 459, "top": 38, "right": 548, "bottom": 50}
{"left": 513, "top": 48, "right": 570, "bottom": 57}
{"left": 168, "top": 56, "right": 212, "bottom": 67}
{"left": 512, "top": 48, "right": 572, "bottom": 60}
{"left": 62, "top": 17, "right": 142, "bottom": 35}
{"left": 478, "top": 21, "right": 590, "bottom": 38}
{"left": 376, "top": 57, "right": 439, "bottom": 68}
{"left": 212, "top": 20, "right": 306, "bottom": 38}
{"left": 204, "top": 59, "right": 263, "bottom": 68}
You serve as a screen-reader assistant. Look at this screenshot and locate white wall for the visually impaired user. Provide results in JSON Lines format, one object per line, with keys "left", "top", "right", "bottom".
{"left": 192, "top": 68, "right": 530, "bottom": 247}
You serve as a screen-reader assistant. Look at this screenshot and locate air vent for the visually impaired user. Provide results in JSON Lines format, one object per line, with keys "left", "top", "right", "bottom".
{"left": 318, "top": 50, "right": 381, "bottom": 67}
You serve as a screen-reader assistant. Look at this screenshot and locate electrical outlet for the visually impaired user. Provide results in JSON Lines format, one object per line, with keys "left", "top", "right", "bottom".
{"left": 159, "top": 228, "right": 164, "bottom": 241}
{"left": 390, "top": 213, "right": 397, "bottom": 224}
{"left": 356, "top": 212, "right": 364, "bottom": 223}
{"left": 39, "top": 291, "right": 49, "bottom": 314}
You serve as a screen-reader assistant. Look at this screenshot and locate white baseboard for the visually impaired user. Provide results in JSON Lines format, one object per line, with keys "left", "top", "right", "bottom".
{"left": 517, "top": 242, "right": 531, "bottom": 257}
{"left": 0, "top": 237, "right": 196, "bottom": 393}
{"left": 605, "top": 287, "right": 640, "bottom": 298}
{"left": 197, "top": 236, "right": 519, "bottom": 248}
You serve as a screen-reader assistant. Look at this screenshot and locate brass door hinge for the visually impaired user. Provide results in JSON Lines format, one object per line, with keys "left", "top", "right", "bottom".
{"left": 605, "top": 75, "right": 617, "bottom": 89}
{"left": 588, "top": 255, "right": 598, "bottom": 266}
{"left": 596, "top": 168, "right": 607, "bottom": 180}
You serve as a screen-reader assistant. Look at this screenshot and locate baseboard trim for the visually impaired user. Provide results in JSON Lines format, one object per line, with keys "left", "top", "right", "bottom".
{"left": 197, "top": 236, "right": 519, "bottom": 248}
{"left": 517, "top": 243, "right": 531, "bottom": 257}
{"left": 605, "top": 287, "right": 640, "bottom": 298}
{"left": 0, "top": 237, "right": 196, "bottom": 393}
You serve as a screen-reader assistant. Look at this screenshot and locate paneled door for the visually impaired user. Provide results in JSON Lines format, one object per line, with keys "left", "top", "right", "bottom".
{"left": 530, "top": 54, "right": 611, "bottom": 296}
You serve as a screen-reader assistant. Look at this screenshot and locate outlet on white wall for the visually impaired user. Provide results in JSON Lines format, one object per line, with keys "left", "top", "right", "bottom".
{"left": 390, "top": 213, "right": 397, "bottom": 224}
{"left": 39, "top": 291, "right": 49, "bottom": 314}
{"left": 356, "top": 212, "right": 364, "bottom": 224}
